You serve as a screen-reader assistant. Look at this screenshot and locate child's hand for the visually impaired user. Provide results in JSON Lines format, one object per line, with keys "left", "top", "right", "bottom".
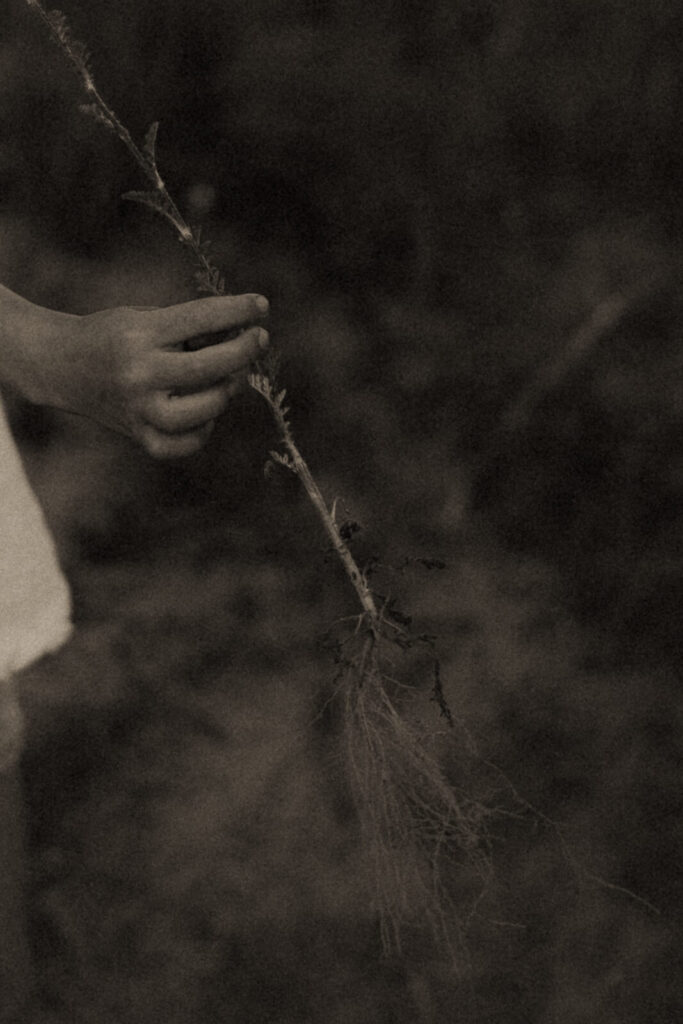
{"left": 70, "top": 294, "right": 270, "bottom": 457}
{"left": 2, "top": 290, "right": 269, "bottom": 458}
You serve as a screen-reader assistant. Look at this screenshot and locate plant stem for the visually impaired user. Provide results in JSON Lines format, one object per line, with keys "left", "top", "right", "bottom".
{"left": 26, "top": 2, "right": 219, "bottom": 279}
{"left": 286, "top": 439, "right": 379, "bottom": 624}
{"left": 253, "top": 377, "right": 380, "bottom": 624}
{"left": 25, "top": 0, "right": 379, "bottom": 624}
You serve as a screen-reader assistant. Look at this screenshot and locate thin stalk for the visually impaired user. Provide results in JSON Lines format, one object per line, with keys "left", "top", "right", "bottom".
{"left": 25, "top": 0, "right": 377, "bottom": 622}
{"left": 25, "top": 3, "right": 486, "bottom": 964}
{"left": 26, "top": 0, "right": 219, "bottom": 286}
{"left": 287, "top": 443, "right": 380, "bottom": 623}
{"left": 254, "top": 376, "right": 380, "bottom": 624}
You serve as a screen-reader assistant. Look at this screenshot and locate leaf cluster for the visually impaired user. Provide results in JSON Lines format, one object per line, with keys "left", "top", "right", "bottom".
{"left": 41, "top": 6, "right": 92, "bottom": 81}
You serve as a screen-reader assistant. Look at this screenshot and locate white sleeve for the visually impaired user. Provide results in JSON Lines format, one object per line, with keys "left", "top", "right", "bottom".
{"left": 0, "top": 397, "right": 72, "bottom": 679}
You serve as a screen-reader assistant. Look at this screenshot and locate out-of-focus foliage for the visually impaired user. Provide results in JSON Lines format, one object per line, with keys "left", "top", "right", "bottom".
{"left": 4, "top": 0, "right": 683, "bottom": 288}
{"left": 3, "top": 0, "right": 682, "bottom": 561}
{"left": 2, "top": 0, "right": 683, "bottom": 1020}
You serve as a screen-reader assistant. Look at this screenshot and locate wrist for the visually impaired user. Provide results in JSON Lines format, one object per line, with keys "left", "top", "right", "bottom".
{"left": 0, "top": 286, "right": 80, "bottom": 407}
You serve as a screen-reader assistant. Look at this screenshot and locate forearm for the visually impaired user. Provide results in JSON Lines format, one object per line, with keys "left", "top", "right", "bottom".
{"left": 0, "top": 284, "right": 79, "bottom": 406}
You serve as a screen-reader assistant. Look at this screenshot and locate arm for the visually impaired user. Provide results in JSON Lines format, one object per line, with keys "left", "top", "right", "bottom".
{"left": 0, "top": 284, "right": 269, "bottom": 458}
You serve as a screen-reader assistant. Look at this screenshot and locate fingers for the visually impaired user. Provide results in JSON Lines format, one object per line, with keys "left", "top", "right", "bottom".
{"left": 140, "top": 421, "right": 215, "bottom": 460}
{"left": 149, "top": 294, "right": 269, "bottom": 347}
{"left": 182, "top": 326, "right": 241, "bottom": 352}
{"left": 145, "top": 383, "right": 231, "bottom": 434}
{"left": 87, "top": 294, "right": 270, "bottom": 459}
{"left": 226, "top": 375, "right": 245, "bottom": 398}
{"left": 154, "top": 325, "right": 269, "bottom": 390}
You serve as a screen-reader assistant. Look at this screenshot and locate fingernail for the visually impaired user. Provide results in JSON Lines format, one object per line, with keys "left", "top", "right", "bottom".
{"left": 258, "top": 328, "right": 270, "bottom": 350}
{"left": 255, "top": 295, "right": 269, "bottom": 315}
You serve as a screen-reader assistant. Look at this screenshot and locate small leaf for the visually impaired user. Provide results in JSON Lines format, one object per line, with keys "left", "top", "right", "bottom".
{"left": 143, "top": 121, "right": 159, "bottom": 164}
{"left": 269, "top": 450, "right": 295, "bottom": 471}
{"left": 79, "top": 103, "right": 113, "bottom": 131}
{"left": 71, "top": 38, "right": 91, "bottom": 71}
{"left": 122, "top": 189, "right": 155, "bottom": 204}
{"left": 339, "top": 520, "right": 361, "bottom": 542}
{"left": 122, "top": 190, "right": 169, "bottom": 216}
{"left": 48, "top": 9, "right": 69, "bottom": 40}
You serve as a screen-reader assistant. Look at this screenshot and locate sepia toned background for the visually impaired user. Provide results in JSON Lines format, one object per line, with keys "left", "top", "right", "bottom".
{"left": 1, "top": 1, "right": 682, "bottom": 1020}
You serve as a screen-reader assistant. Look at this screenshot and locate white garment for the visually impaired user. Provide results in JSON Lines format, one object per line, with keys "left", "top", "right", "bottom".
{"left": 0, "top": 396, "right": 72, "bottom": 680}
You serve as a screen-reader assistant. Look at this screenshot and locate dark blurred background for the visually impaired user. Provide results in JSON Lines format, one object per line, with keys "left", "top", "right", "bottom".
{"left": 2, "top": 1, "right": 683, "bottom": 1021}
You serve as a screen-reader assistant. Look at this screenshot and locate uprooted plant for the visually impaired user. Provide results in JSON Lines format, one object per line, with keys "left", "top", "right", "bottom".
{"left": 23, "top": 0, "right": 535, "bottom": 965}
